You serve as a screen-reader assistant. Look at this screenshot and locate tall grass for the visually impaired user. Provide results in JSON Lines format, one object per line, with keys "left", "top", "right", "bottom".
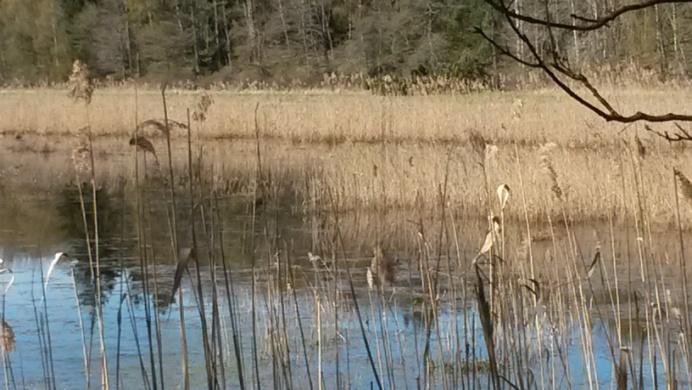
{"left": 2, "top": 87, "right": 692, "bottom": 147}
{"left": 1, "top": 85, "right": 691, "bottom": 389}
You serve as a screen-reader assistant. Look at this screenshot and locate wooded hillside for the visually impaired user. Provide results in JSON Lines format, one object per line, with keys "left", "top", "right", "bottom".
{"left": 1, "top": 0, "right": 690, "bottom": 84}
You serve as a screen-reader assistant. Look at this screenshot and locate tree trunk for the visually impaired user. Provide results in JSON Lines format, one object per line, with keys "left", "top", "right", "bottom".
{"left": 51, "top": 8, "right": 60, "bottom": 69}
{"left": 277, "top": 0, "right": 291, "bottom": 49}
{"left": 213, "top": 0, "right": 222, "bottom": 68}
{"left": 670, "top": 3, "right": 686, "bottom": 75}
{"left": 174, "top": 0, "right": 183, "bottom": 31}
{"left": 244, "top": 0, "right": 258, "bottom": 63}
{"left": 570, "top": 0, "right": 580, "bottom": 67}
{"left": 489, "top": 7, "right": 498, "bottom": 86}
{"left": 319, "top": 0, "right": 333, "bottom": 67}
{"left": 221, "top": 4, "right": 233, "bottom": 69}
{"left": 654, "top": 4, "right": 668, "bottom": 77}
{"left": 298, "top": 0, "right": 310, "bottom": 63}
{"left": 191, "top": 5, "right": 200, "bottom": 74}
{"left": 125, "top": 19, "right": 133, "bottom": 75}
{"left": 136, "top": 51, "right": 141, "bottom": 77}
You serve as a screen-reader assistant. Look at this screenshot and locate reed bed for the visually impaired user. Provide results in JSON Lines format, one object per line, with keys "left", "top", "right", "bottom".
{"left": 2, "top": 87, "right": 692, "bottom": 147}
{"left": 0, "top": 84, "right": 690, "bottom": 389}
{"left": 2, "top": 134, "right": 691, "bottom": 228}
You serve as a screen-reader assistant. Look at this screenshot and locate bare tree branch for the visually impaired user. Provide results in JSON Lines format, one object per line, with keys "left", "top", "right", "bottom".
{"left": 645, "top": 124, "right": 692, "bottom": 142}
{"left": 473, "top": 27, "right": 540, "bottom": 68}
{"left": 482, "top": 0, "right": 692, "bottom": 31}
{"left": 476, "top": 0, "right": 692, "bottom": 142}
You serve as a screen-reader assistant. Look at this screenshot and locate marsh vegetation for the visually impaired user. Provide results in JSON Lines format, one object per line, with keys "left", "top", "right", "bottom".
{"left": 0, "top": 83, "right": 691, "bottom": 390}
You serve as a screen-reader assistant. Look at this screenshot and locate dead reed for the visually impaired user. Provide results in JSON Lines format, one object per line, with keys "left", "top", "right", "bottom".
{"left": 2, "top": 80, "right": 692, "bottom": 389}
{"left": 2, "top": 86, "right": 691, "bottom": 148}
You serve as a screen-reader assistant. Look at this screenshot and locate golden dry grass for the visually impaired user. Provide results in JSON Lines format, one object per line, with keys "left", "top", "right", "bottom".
{"left": 2, "top": 85, "right": 690, "bottom": 390}
{"left": 2, "top": 133, "right": 691, "bottom": 229}
{"left": 1, "top": 86, "right": 691, "bottom": 230}
{"left": 2, "top": 86, "right": 692, "bottom": 146}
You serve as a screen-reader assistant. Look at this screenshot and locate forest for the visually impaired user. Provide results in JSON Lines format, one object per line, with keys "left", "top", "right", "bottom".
{"left": 3, "top": 1, "right": 692, "bottom": 390}
{"left": 1, "top": 0, "right": 691, "bottom": 85}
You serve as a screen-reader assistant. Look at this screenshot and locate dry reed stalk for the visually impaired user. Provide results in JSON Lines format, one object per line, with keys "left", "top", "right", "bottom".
{"left": 212, "top": 189, "right": 246, "bottom": 389}
{"left": 43, "top": 253, "right": 68, "bottom": 290}
{"left": 170, "top": 248, "right": 194, "bottom": 304}
{"left": 70, "top": 142, "right": 97, "bottom": 390}
{"left": 176, "top": 253, "right": 190, "bottom": 390}
{"left": 513, "top": 146, "right": 539, "bottom": 299}
{"left": 205, "top": 191, "right": 228, "bottom": 390}
{"left": 114, "top": 185, "right": 127, "bottom": 390}
{"left": 366, "top": 288, "right": 384, "bottom": 387}
{"left": 249, "top": 103, "right": 262, "bottom": 390}
{"left": 30, "top": 273, "right": 50, "bottom": 387}
{"left": 475, "top": 265, "right": 501, "bottom": 390}
{"left": 538, "top": 143, "right": 563, "bottom": 200}
{"left": 69, "top": 267, "right": 89, "bottom": 389}
{"left": 67, "top": 59, "right": 110, "bottom": 389}
{"left": 38, "top": 259, "right": 59, "bottom": 390}
{"left": 326, "top": 192, "right": 384, "bottom": 390}
{"left": 316, "top": 293, "right": 322, "bottom": 390}
{"left": 175, "top": 94, "right": 215, "bottom": 388}
{"left": 85, "top": 135, "right": 110, "bottom": 390}
{"left": 606, "top": 216, "right": 624, "bottom": 349}
{"left": 130, "top": 84, "right": 160, "bottom": 390}
{"left": 285, "top": 248, "right": 313, "bottom": 390}
{"left": 673, "top": 167, "right": 692, "bottom": 380}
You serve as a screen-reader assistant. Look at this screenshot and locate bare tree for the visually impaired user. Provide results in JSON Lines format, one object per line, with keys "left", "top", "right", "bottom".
{"left": 477, "top": 0, "right": 692, "bottom": 142}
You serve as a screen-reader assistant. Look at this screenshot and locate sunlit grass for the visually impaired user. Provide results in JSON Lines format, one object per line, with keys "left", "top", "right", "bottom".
{"left": 1, "top": 86, "right": 691, "bottom": 146}
{"left": 0, "top": 84, "right": 691, "bottom": 388}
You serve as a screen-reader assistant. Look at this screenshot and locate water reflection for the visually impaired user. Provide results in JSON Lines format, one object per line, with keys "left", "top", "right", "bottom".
{"left": 0, "top": 253, "right": 679, "bottom": 389}
{"left": 55, "top": 185, "right": 126, "bottom": 308}
{"left": 0, "top": 139, "right": 691, "bottom": 389}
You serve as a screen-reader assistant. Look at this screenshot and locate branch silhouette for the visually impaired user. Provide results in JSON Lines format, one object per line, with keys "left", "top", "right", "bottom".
{"left": 477, "top": 0, "right": 692, "bottom": 141}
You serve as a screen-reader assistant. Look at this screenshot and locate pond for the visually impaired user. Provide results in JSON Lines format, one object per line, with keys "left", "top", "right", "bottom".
{"left": 0, "top": 134, "right": 690, "bottom": 389}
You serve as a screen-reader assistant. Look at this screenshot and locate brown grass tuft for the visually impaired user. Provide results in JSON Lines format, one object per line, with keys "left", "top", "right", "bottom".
{"left": 674, "top": 168, "right": 692, "bottom": 203}
{"left": 467, "top": 129, "right": 487, "bottom": 159}
{"left": 634, "top": 135, "right": 646, "bottom": 159}
{"left": 0, "top": 319, "right": 15, "bottom": 353}
{"left": 192, "top": 93, "right": 214, "bottom": 122}
{"left": 136, "top": 119, "right": 188, "bottom": 136}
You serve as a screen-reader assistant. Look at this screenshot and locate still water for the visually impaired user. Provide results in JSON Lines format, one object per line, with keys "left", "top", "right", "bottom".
{"left": 0, "top": 135, "right": 689, "bottom": 389}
